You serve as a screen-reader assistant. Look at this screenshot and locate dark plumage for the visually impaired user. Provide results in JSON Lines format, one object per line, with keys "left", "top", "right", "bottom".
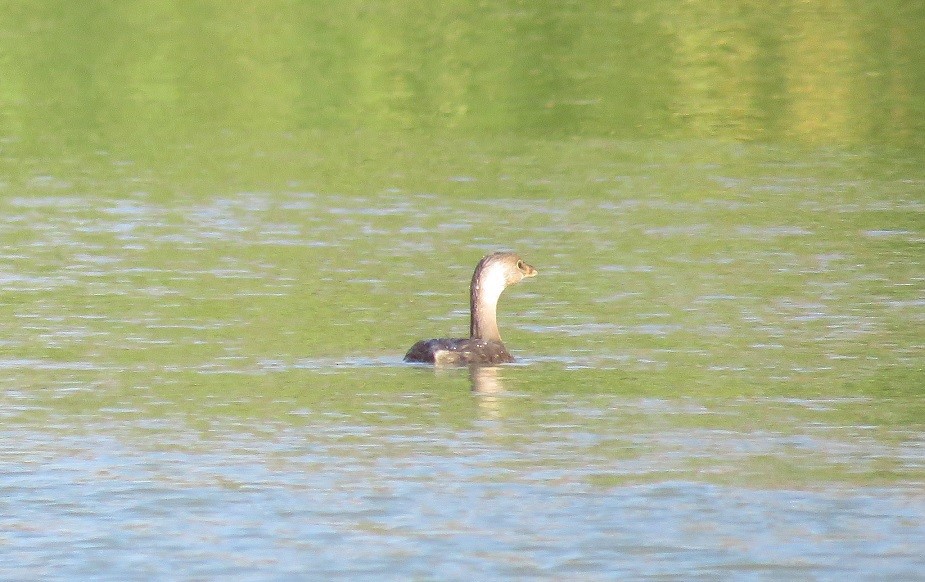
{"left": 404, "top": 338, "right": 513, "bottom": 366}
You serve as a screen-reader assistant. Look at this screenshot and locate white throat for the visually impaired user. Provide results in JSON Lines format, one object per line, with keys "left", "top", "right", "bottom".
{"left": 476, "top": 262, "right": 508, "bottom": 305}
{"left": 470, "top": 260, "right": 511, "bottom": 341}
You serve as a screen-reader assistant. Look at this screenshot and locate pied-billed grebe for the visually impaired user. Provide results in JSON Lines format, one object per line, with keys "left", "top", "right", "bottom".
{"left": 404, "top": 252, "right": 537, "bottom": 365}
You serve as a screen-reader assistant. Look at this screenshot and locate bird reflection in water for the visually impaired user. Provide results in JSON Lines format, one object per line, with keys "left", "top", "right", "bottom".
{"left": 469, "top": 365, "right": 506, "bottom": 418}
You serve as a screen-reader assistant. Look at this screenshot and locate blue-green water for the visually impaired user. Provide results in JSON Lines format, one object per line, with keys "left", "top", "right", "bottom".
{"left": 1, "top": 2, "right": 923, "bottom": 579}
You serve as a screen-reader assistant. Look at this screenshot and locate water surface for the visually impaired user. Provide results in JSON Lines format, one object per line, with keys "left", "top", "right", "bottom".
{"left": 0, "top": 2, "right": 923, "bottom": 579}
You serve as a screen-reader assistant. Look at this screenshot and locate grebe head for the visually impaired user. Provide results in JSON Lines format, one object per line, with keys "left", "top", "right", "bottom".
{"left": 474, "top": 252, "right": 538, "bottom": 299}
{"left": 472, "top": 252, "right": 537, "bottom": 313}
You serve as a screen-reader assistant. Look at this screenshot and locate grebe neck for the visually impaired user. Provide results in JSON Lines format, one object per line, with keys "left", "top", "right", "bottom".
{"left": 469, "top": 261, "right": 506, "bottom": 341}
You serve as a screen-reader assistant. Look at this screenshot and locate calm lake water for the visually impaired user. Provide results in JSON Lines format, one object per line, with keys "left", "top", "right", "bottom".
{"left": 1, "top": 2, "right": 923, "bottom": 579}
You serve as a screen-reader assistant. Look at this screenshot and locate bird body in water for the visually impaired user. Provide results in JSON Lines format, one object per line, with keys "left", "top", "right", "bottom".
{"left": 404, "top": 252, "right": 537, "bottom": 365}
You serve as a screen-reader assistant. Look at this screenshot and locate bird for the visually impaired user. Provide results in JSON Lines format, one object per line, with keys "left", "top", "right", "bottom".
{"left": 404, "top": 252, "right": 537, "bottom": 365}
